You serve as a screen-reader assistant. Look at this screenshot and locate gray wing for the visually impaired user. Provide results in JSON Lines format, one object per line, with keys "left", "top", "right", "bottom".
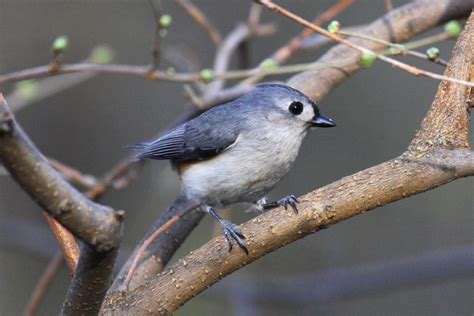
{"left": 129, "top": 113, "right": 239, "bottom": 161}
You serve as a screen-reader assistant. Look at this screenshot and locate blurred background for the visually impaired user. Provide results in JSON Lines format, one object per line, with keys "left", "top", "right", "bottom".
{"left": 0, "top": 0, "right": 472, "bottom": 315}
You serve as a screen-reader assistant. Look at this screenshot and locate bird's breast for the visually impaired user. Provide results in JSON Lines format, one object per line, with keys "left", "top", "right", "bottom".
{"left": 180, "top": 129, "right": 306, "bottom": 206}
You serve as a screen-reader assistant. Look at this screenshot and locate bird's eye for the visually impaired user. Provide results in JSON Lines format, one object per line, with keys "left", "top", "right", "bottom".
{"left": 288, "top": 101, "right": 304, "bottom": 115}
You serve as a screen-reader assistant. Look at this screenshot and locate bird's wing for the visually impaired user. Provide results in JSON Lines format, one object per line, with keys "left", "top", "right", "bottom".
{"left": 130, "top": 119, "right": 239, "bottom": 161}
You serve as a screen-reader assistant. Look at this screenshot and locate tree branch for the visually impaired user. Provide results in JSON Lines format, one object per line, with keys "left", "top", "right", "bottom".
{"left": 0, "top": 96, "right": 123, "bottom": 252}
{"left": 101, "top": 10, "right": 473, "bottom": 316}
{"left": 0, "top": 95, "right": 125, "bottom": 314}
{"left": 61, "top": 245, "right": 118, "bottom": 315}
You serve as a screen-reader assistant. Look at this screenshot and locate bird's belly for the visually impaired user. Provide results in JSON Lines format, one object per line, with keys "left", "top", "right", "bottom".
{"left": 180, "top": 143, "right": 297, "bottom": 206}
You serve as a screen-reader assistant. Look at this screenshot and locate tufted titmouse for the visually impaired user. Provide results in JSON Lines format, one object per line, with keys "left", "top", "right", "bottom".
{"left": 130, "top": 83, "right": 335, "bottom": 253}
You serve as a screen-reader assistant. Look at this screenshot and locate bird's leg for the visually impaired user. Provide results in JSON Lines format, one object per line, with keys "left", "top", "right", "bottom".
{"left": 250, "top": 197, "right": 268, "bottom": 214}
{"left": 261, "top": 194, "right": 299, "bottom": 214}
{"left": 205, "top": 206, "right": 249, "bottom": 255}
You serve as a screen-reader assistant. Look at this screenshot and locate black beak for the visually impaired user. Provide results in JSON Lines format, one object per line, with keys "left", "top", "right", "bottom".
{"left": 311, "top": 114, "right": 336, "bottom": 128}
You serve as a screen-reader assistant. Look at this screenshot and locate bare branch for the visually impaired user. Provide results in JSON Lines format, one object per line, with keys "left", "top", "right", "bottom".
{"left": 175, "top": 0, "right": 222, "bottom": 46}
{"left": 61, "top": 245, "right": 118, "bottom": 315}
{"left": 0, "top": 95, "right": 123, "bottom": 252}
{"left": 49, "top": 158, "right": 98, "bottom": 189}
{"left": 202, "top": 22, "right": 276, "bottom": 101}
{"left": 101, "top": 11, "right": 473, "bottom": 315}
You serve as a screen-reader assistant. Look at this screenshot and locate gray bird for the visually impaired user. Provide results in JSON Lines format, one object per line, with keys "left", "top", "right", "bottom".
{"left": 130, "top": 83, "right": 335, "bottom": 253}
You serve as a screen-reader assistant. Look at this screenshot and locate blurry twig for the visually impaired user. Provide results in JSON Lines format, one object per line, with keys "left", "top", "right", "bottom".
{"left": 84, "top": 159, "right": 143, "bottom": 201}
{"left": 385, "top": 0, "right": 393, "bottom": 12}
{"left": 5, "top": 45, "right": 115, "bottom": 113}
{"left": 202, "top": 22, "right": 276, "bottom": 100}
{"left": 149, "top": 0, "right": 164, "bottom": 71}
{"left": 23, "top": 252, "right": 64, "bottom": 316}
{"left": 175, "top": 0, "right": 222, "bottom": 46}
{"left": 49, "top": 158, "right": 99, "bottom": 189}
{"left": 213, "top": 245, "right": 474, "bottom": 305}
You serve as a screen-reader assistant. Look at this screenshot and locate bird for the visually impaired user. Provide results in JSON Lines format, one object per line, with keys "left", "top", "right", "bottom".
{"left": 129, "top": 83, "right": 336, "bottom": 254}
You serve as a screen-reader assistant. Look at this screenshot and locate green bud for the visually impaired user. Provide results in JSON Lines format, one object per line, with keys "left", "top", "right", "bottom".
{"left": 261, "top": 58, "right": 278, "bottom": 71}
{"left": 360, "top": 51, "right": 376, "bottom": 68}
{"left": 444, "top": 20, "right": 462, "bottom": 37}
{"left": 52, "top": 35, "right": 69, "bottom": 53}
{"left": 159, "top": 14, "right": 173, "bottom": 28}
{"left": 389, "top": 44, "right": 405, "bottom": 55}
{"left": 327, "top": 20, "right": 340, "bottom": 33}
{"left": 426, "top": 47, "right": 440, "bottom": 61}
{"left": 16, "top": 80, "right": 39, "bottom": 100}
{"left": 166, "top": 67, "right": 176, "bottom": 76}
{"left": 200, "top": 69, "right": 214, "bottom": 83}
{"left": 90, "top": 45, "right": 115, "bottom": 64}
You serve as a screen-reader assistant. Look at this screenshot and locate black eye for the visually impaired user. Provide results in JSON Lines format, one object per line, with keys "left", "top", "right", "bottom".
{"left": 288, "top": 101, "right": 304, "bottom": 115}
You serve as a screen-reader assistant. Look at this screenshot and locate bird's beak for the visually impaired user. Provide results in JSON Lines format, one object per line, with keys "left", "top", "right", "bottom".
{"left": 311, "top": 114, "right": 336, "bottom": 128}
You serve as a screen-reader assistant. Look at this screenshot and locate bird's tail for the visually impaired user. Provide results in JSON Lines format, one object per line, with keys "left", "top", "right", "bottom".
{"left": 126, "top": 142, "right": 149, "bottom": 151}
{"left": 126, "top": 142, "right": 150, "bottom": 162}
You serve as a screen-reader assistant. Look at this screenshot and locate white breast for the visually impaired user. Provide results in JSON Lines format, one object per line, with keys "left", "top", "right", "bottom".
{"left": 180, "top": 125, "right": 306, "bottom": 207}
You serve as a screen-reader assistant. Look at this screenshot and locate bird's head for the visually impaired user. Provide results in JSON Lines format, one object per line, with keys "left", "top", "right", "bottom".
{"left": 250, "top": 83, "right": 336, "bottom": 130}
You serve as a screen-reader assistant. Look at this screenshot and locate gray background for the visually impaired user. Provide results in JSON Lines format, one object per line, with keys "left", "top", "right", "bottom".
{"left": 0, "top": 0, "right": 472, "bottom": 315}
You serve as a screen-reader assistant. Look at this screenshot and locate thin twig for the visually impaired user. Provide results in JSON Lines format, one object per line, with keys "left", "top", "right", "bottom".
{"left": 338, "top": 30, "right": 449, "bottom": 66}
{"left": 149, "top": 0, "right": 164, "bottom": 71}
{"left": 49, "top": 158, "right": 99, "bottom": 189}
{"left": 175, "top": 0, "right": 222, "bottom": 46}
{"left": 122, "top": 205, "right": 197, "bottom": 290}
{"left": 43, "top": 213, "right": 80, "bottom": 273}
{"left": 273, "top": 0, "right": 355, "bottom": 63}
{"left": 385, "top": 0, "right": 393, "bottom": 12}
{"left": 240, "top": 0, "right": 355, "bottom": 86}
{"left": 23, "top": 252, "right": 64, "bottom": 316}
{"left": 255, "top": 0, "right": 474, "bottom": 87}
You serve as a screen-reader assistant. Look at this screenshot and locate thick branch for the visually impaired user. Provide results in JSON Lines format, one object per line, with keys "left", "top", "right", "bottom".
{"left": 61, "top": 245, "right": 118, "bottom": 315}
{"left": 0, "top": 96, "right": 123, "bottom": 252}
{"left": 101, "top": 11, "right": 473, "bottom": 316}
{"left": 102, "top": 150, "right": 473, "bottom": 314}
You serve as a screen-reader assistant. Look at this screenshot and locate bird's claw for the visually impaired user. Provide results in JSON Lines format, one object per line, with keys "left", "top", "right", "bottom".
{"left": 221, "top": 219, "right": 248, "bottom": 255}
{"left": 277, "top": 194, "right": 299, "bottom": 214}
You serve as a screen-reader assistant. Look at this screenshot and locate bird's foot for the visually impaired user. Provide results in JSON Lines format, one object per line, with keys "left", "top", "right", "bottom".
{"left": 263, "top": 194, "right": 299, "bottom": 214}
{"left": 206, "top": 207, "right": 249, "bottom": 255}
